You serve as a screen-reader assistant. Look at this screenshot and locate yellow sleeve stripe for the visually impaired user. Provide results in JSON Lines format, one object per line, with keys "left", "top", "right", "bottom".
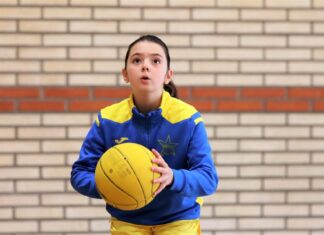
{"left": 194, "top": 117, "right": 204, "bottom": 125}
{"left": 196, "top": 197, "right": 203, "bottom": 206}
{"left": 95, "top": 116, "right": 100, "bottom": 127}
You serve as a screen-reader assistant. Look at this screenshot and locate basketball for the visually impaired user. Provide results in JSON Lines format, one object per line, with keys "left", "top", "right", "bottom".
{"left": 95, "top": 142, "right": 160, "bottom": 211}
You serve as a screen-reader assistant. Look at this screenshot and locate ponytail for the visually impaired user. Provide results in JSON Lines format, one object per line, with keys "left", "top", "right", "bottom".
{"left": 164, "top": 81, "right": 178, "bottom": 98}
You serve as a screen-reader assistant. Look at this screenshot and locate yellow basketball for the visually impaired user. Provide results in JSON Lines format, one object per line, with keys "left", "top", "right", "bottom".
{"left": 95, "top": 142, "right": 160, "bottom": 211}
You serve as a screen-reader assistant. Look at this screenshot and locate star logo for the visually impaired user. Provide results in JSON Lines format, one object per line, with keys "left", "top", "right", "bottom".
{"left": 158, "top": 135, "right": 178, "bottom": 157}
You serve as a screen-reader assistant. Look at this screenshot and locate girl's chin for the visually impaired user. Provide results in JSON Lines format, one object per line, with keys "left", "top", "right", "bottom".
{"left": 132, "top": 86, "right": 163, "bottom": 94}
{"left": 139, "top": 79, "right": 151, "bottom": 85}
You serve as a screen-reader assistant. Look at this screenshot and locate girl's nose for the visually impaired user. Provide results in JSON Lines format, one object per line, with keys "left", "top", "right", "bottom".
{"left": 142, "top": 64, "right": 149, "bottom": 72}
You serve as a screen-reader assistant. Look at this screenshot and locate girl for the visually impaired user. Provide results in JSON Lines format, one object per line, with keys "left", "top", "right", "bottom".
{"left": 71, "top": 35, "right": 218, "bottom": 235}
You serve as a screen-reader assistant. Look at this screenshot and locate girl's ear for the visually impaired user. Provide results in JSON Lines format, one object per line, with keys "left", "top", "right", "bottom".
{"left": 164, "top": 69, "right": 173, "bottom": 84}
{"left": 122, "top": 68, "right": 129, "bottom": 83}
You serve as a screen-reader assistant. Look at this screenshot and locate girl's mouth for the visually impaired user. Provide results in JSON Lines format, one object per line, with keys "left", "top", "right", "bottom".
{"left": 141, "top": 76, "right": 150, "bottom": 80}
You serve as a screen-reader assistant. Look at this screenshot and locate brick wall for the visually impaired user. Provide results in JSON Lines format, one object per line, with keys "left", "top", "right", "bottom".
{"left": 1, "top": 0, "right": 324, "bottom": 234}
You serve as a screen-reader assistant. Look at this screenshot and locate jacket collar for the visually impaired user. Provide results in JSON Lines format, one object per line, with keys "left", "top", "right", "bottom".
{"left": 129, "top": 91, "right": 171, "bottom": 121}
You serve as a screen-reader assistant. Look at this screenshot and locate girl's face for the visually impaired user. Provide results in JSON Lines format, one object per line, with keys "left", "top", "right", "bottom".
{"left": 122, "top": 41, "right": 173, "bottom": 96}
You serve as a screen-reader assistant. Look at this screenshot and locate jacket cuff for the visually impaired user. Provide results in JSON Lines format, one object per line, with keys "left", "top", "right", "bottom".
{"left": 170, "top": 169, "right": 185, "bottom": 192}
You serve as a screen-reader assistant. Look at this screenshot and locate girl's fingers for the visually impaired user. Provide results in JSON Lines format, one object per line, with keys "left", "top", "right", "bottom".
{"left": 151, "top": 165, "right": 162, "bottom": 174}
{"left": 153, "top": 176, "right": 169, "bottom": 196}
{"left": 151, "top": 149, "right": 168, "bottom": 167}
{"left": 150, "top": 148, "right": 174, "bottom": 196}
{"left": 153, "top": 171, "right": 168, "bottom": 183}
{"left": 154, "top": 186, "right": 163, "bottom": 196}
{"left": 151, "top": 149, "right": 161, "bottom": 158}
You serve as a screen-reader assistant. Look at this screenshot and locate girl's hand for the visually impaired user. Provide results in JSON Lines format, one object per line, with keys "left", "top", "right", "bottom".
{"left": 151, "top": 149, "right": 174, "bottom": 196}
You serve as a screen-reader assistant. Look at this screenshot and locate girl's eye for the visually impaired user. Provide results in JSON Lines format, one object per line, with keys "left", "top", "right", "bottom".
{"left": 132, "top": 58, "right": 141, "bottom": 64}
{"left": 153, "top": 59, "right": 161, "bottom": 64}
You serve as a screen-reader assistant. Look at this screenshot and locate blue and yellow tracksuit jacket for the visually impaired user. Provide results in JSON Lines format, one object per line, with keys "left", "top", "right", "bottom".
{"left": 71, "top": 91, "right": 218, "bottom": 225}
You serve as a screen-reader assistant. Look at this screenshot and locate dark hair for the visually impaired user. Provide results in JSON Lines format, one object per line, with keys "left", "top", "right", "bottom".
{"left": 124, "top": 34, "right": 178, "bottom": 98}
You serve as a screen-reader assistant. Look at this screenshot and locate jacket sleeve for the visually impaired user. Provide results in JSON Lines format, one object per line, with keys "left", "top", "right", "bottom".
{"left": 70, "top": 114, "right": 106, "bottom": 199}
{"left": 170, "top": 115, "right": 218, "bottom": 197}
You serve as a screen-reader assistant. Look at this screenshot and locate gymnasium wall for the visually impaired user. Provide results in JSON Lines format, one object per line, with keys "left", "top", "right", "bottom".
{"left": 1, "top": 0, "right": 324, "bottom": 234}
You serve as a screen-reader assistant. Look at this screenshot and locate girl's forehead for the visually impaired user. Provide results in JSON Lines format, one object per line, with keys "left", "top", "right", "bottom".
{"left": 129, "top": 41, "right": 165, "bottom": 57}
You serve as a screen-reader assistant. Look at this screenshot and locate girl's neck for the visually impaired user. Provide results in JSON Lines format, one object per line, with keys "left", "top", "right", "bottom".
{"left": 133, "top": 91, "right": 163, "bottom": 114}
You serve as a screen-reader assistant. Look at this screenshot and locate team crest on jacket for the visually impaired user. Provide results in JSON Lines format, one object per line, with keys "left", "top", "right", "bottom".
{"left": 158, "top": 135, "right": 178, "bottom": 157}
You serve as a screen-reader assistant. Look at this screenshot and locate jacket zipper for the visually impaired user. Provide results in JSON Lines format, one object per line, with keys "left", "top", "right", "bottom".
{"left": 145, "top": 114, "right": 150, "bottom": 148}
